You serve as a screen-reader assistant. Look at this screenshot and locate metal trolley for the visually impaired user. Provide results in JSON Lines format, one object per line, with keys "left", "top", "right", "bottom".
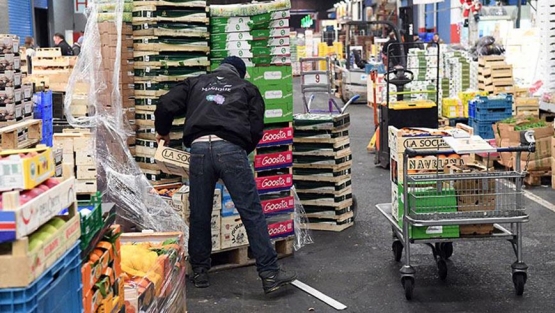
{"left": 376, "top": 144, "right": 535, "bottom": 300}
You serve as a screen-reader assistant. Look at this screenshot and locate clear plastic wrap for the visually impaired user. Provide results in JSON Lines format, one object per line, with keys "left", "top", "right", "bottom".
{"left": 120, "top": 232, "right": 187, "bottom": 313}
{"left": 63, "top": 0, "right": 187, "bottom": 234}
{"left": 291, "top": 187, "right": 314, "bottom": 251}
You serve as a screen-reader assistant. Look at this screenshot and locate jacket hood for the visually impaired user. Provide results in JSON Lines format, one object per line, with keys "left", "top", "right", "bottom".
{"left": 214, "top": 63, "right": 241, "bottom": 78}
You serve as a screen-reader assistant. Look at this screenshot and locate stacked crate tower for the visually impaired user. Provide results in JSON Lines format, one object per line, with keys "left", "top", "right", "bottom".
{"left": 469, "top": 94, "right": 513, "bottom": 139}
{"left": 209, "top": 1, "right": 296, "bottom": 241}
{"left": 292, "top": 112, "right": 354, "bottom": 232}
{"left": 477, "top": 56, "right": 514, "bottom": 95}
{"left": 132, "top": 0, "right": 210, "bottom": 186}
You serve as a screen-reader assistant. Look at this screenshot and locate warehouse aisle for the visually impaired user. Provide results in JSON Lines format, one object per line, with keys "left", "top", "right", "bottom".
{"left": 187, "top": 79, "right": 555, "bottom": 313}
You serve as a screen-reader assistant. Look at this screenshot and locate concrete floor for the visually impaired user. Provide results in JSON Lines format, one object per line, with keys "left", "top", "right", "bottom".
{"left": 187, "top": 79, "right": 555, "bottom": 313}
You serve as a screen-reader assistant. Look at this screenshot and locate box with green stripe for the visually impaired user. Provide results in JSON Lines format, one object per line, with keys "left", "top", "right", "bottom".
{"left": 211, "top": 10, "right": 290, "bottom": 27}
{"left": 247, "top": 66, "right": 292, "bottom": 85}
{"left": 134, "top": 51, "right": 209, "bottom": 67}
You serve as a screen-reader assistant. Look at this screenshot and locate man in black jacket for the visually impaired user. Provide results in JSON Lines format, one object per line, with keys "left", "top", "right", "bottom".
{"left": 52, "top": 33, "right": 73, "bottom": 56}
{"left": 155, "top": 57, "right": 296, "bottom": 293}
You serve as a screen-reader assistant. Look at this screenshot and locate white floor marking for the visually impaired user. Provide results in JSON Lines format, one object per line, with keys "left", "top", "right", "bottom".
{"left": 291, "top": 280, "right": 348, "bottom": 311}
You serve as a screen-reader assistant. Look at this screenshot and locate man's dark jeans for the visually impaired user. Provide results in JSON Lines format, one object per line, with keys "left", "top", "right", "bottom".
{"left": 188, "top": 140, "right": 279, "bottom": 274}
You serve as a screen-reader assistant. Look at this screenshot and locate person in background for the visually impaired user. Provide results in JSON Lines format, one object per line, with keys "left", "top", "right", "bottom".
{"left": 427, "top": 33, "right": 443, "bottom": 50}
{"left": 77, "top": 31, "right": 84, "bottom": 45}
{"left": 72, "top": 41, "right": 81, "bottom": 56}
{"left": 53, "top": 33, "right": 73, "bottom": 56}
{"left": 382, "top": 31, "right": 402, "bottom": 68}
{"left": 412, "top": 34, "right": 425, "bottom": 50}
{"left": 24, "top": 37, "right": 37, "bottom": 74}
{"left": 154, "top": 56, "right": 297, "bottom": 294}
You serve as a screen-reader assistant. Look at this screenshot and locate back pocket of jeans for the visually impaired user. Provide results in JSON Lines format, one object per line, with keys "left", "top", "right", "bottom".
{"left": 190, "top": 154, "right": 204, "bottom": 177}
{"left": 217, "top": 151, "right": 246, "bottom": 174}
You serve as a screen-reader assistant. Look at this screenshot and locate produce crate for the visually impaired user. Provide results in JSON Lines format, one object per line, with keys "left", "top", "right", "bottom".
{"left": 0, "top": 145, "right": 55, "bottom": 192}
{"left": 0, "top": 242, "right": 83, "bottom": 313}
{"left": 78, "top": 192, "right": 103, "bottom": 251}
{"left": 473, "top": 106, "right": 512, "bottom": 121}
{"left": 471, "top": 119, "right": 496, "bottom": 139}
{"left": 0, "top": 202, "right": 80, "bottom": 288}
{"left": 0, "top": 177, "right": 76, "bottom": 243}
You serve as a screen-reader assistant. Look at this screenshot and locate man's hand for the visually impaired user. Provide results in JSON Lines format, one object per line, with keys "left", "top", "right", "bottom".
{"left": 156, "top": 134, "right": 170, "bottom": 146}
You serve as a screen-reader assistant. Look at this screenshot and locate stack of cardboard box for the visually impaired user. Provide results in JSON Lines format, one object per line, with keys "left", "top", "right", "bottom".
{"left": 0, "top": 34, "right": 24, "bottom": 127}
{"left": 132, "top": 0, "right": 209, "bottom": 186}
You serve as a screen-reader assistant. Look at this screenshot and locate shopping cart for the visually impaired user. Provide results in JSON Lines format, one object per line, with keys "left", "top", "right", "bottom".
{"left": 376, "top": 141, "right": 535, "bottom": 300}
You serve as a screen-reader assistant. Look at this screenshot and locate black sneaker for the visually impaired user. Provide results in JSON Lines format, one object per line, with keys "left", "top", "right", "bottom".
{"left": 192, "top": 269, "right": 210, "bottom": 288}
{"left": 260, "top": 269, "right": 297, "bottom": 294}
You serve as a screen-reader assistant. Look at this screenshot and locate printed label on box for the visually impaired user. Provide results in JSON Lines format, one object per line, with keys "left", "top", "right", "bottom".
{"left": 254, "top": 151, "right": 292, "bottom": 170}
{"left": 261, "top": 195, "right": 294, "bottom": 215}
{"left": 267, "top": 219, "right": 294, "bottom": 238}
{"left": 258, "top": 127, "right": 293, "bottom": 147}
{"left": 255, "top": 174, "right": 293, "bottom": 193}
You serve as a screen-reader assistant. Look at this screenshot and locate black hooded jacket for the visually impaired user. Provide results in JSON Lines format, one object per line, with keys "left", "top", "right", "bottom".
{"left": 154, "top": 64, "right": 265, "bottom": 153}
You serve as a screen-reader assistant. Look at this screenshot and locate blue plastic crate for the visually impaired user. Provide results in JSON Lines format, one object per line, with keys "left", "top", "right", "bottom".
{"left": 472, "top": 119, "right": 496, "bottom": 139}
{"left": 474, "top": 94, "right": 513, "bottom": 109}
{"left": 474, "top": 106, "right": 512, "bottom": 121}
{"left": 0, "top": 242, "right": 83, "bottom": 313}
{"left": 33, "top": 91, "right": 53, "bottom": 120}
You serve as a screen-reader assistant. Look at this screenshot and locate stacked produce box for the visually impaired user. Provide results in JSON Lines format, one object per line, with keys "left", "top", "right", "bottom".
{"left": 133, "top": 0, "right": 209, "bottom": 186}
{"left": 209, "top": 0, "right": 296, "bottom": 241}
{"left": 80, "top": 196, "right": 125, "bottom": 313}
{"left": 477, "top": 56, "right": 514, "bottom": 95}
{"left": 388, "top": 125, "right": 476, "bottom": 239}
{"left": 468, "top": 94, "right": 513, "bottom": 139}
{"left": 293, "top": 113, "right": 354, "bottom": 232}
{"left": 537, "top": 1, "right": 555, "bottom": 91}
{"left": 120, "top": 232, "right": 187, "bottom": 312}
{"left": 53, "top": 130, "right": 99, "bottom": 195}
{"left": 0, "top": 123, "right": 83, "bottom": 311}
{"left": 442, "top": 50, "right": 471, "bottom": 99}
{"left": 0, "top": 34, "right": 23, "bottom": 127}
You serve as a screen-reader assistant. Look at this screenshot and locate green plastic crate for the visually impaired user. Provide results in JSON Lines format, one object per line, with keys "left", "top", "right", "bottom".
{"left": 397, "top": 184, "right": 460, "bottom": 239}
{"left": 78, "top": 192, "right": 103, "bottom": 251}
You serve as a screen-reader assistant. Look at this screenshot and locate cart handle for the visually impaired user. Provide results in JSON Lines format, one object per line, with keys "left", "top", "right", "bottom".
{"left": 404, "top": 145, "right": 536, "bottom": 158}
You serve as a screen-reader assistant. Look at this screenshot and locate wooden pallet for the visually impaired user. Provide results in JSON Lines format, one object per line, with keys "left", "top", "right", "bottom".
{"left": 295, "top": 177, "right": 352, "bottom": 195}
{"left": 293, "top": 113, "right": 350, "bottom": 131}
{"left": 303, "top": 220, "right": 354, "bottom": 232}
{"left": 133, "top": 43, "right": 210, "bottom": 53}
{"left": 0, "top": 119, "right": 42, "bottom": 150}
{"left": 35, "top": 47, "right": 62, "bottom": 58}
{"left": 293, "top": 138, "right": 350, "bottom": 156}
{"left": 187, "top": 236, "right": 294, "bottom": 274}
{"left": 524, "top": 171, "right": 552, "bottom": 186}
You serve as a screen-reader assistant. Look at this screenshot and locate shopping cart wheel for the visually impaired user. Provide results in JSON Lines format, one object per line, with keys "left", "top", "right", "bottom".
{"left": 351, "top": 195, "right": 358, "bottom": 221}
{"left": 441, "top": 242, "right": 453, "bottom": 260}
{"left": 401, "top": 277, "right": 414, "bottom": 300}
{"left": 512, "top": 272, "right": 527, "bottom": 296}
{"left": 437, "top": 259, "right": 448, "bottom": 280}
{"left": 392, "top": 241, "right": 403, "bottom": 262}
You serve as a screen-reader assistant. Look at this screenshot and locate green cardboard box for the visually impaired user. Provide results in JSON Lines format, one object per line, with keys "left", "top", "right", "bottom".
{"left": 210, "top": 49, "right": 253, "bottom": 59}
{"left": 211, "top": 32, "right": 253, "bottom": 42}
{"left": 251, "top": 28, "right": 290, "bottom": 39}
{"left": 248, "top": 66, "right": 292, "bottom": 86}
{"left": 264, "top": 102, "right": 294, "bottom": 124}
{"left": 211, "top": 10, "right": 290, "bottom": 27}
{"left": 394, "top": 183, "right": 460, "bottom": 239}
{"left": 211, "top": 40, "right": 253, "bottom": 51}
{"left": 211, "top": 22, "right": 251, "bottom": 33}
{"left": 258, "top": 83, "right": 293, "bottom": 105}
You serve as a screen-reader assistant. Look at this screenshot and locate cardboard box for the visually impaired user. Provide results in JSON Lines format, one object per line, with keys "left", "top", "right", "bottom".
{"left": 255, "top": 173, "right": 293, "bottom": 194}
{"left": 76, "top": 179, "right": 98, "bottom": 193}
{"left": 261, "top": 194, "right": 295, "bottom": 215}
{"left": 154, "top": 143, "right": 190, "bottom": 178}
{"left": 211, "top": 10, "right": 290, "bottom": 27}
{"left": 220, "top": 216, "right": 249, "bottom": 249}
{"left": 221, "top": 185, "right": 239, "bottom": 217}
{"left": 258, "top": 126, "right": 293, "bottom": 147}
{"left": 0, "top": 146, "right": 55, "bottom": 191}
{"left": 267, "top": 219, "right": 294, "bottom": 239}
{"left": 174, "top": 186, "right": 224, "bottom": 222}
{"left": 0, "top": 177, "right": 76, "bottom": 242}
{"left": 264, "top": 102, "right": 294, "bottom": 124}
{"left": 0, "top": 202, "right": 81, "bottom": 288}
{"left": 254, "top": 150, "right": 293, "bottom": 171}
{"left": 212, "top": 232, "right": 221, "bottom": 251}
{"left": 258, "top": 84, "right": 293, "bottom": 105}
{"left": 247, "top": 66, "right": 292, "bottom": 86}
{"left": 251, "top": 28, "right": 290, "bottom": 39}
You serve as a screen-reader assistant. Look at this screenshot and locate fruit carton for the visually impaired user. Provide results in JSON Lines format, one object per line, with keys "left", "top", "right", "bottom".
{"left": 154, "top": 141, "right": 190, "bottom": 179}
{"left": 261, "top": 194, "right": 295, "bottom": 215}
{"left": 0, "top": 177, "right": 76, "bottom": 243}
{"left": 83, "top": 287, "right": 103, "bottom": 313}
{"left": 0, "top": 202, "right": 81, "bottom": 288}
{"left": 255, "top": 173, "right": 293, "bottom": 194}
{"left": 0, "top": 146, "right": 55, "bottom": 191}
{"left": 254, "top": 150, "right": 293, "bottom": 171}
{"left": 257, "top": 126, "right": 294, "bottom": 147}
{"left": 267, "top": 218, "right": 294, "bottom": 239}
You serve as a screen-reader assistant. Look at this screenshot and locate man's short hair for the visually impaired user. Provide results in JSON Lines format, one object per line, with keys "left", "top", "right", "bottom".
{"left": 54, "top": 33, "right": 65, "bottom": 40}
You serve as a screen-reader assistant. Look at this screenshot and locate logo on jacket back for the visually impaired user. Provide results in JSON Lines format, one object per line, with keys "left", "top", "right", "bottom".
{"left": 206, "top": 94, "right": 226, "bottom": 105}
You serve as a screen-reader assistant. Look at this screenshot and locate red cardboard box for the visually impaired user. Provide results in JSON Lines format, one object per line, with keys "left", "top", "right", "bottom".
{"left": 258, "top": 126, "right": 293, "bottom": 147}
{"left": 254, "top": 150, "right": 293, "bottom": 171}
{"left": 255, "top": 173, "right": 293, "bottom": 194}
{"left": 261, "top": 195, "right": 294, "bottom": 215}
